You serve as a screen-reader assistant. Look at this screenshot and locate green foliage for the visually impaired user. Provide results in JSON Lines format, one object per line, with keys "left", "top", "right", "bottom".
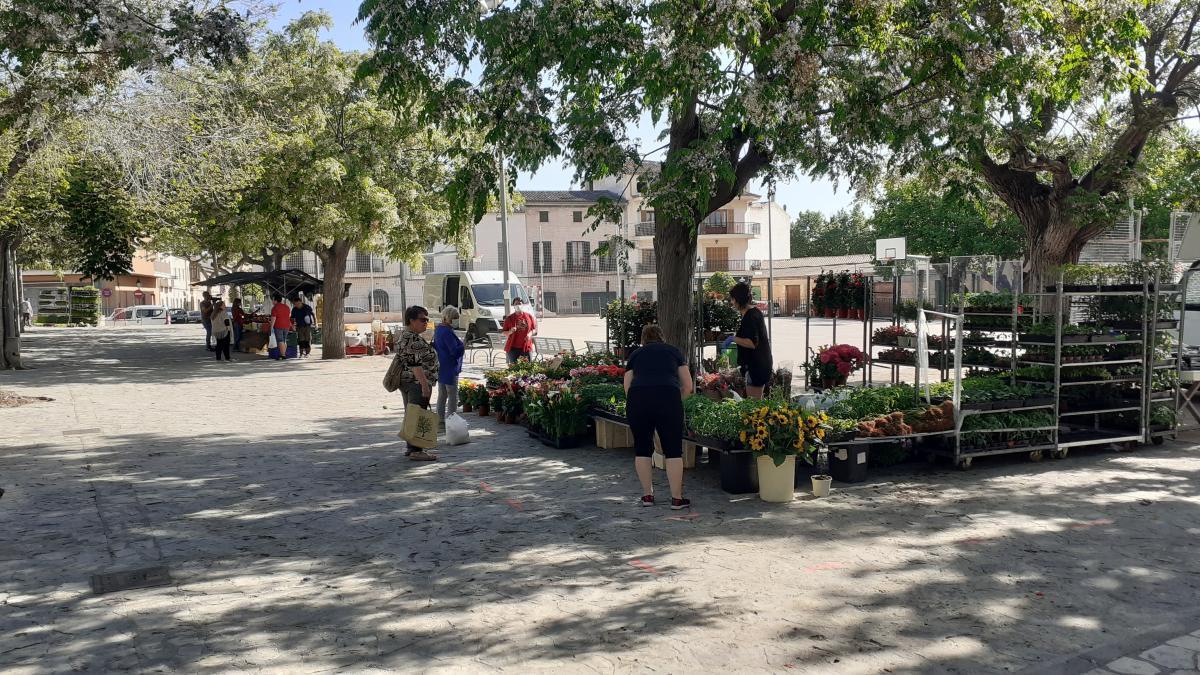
{"left": 870, "top": 180, "right": 1021, "bottom": 262}
{"left": 683, "top": 396, "right": 761, "bottom": 442}
{"left": 791, "top": 207, "right": 874, "bottom": 259}
{"left": 577, "top": 383, "right": 625, "bottom": 410}
{"left": 704, "top": 271, "right": 735, "bottom": 296}
{"left": 60, "top": 158, "right": 146, "bottom": 281}
{"left": 825, "top": 386, "right": 922, "bottom": 421}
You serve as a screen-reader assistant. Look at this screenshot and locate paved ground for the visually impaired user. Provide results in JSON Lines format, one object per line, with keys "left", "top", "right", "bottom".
{"left": 3, "top": 326, "right": 1200, "bottom": 673}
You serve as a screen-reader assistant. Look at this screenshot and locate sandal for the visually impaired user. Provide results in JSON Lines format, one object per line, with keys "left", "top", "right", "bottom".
{"left": 407, "top": 451, "right": 438, "bottom": 461}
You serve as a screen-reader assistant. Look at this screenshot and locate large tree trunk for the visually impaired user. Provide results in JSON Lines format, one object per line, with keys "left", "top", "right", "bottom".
{"left": 318, "top": 240, "right": 351, "bottom": 359}
{"left": 654, "top": 218, "right": 697, "bottom": 361}
{"left": 1, "top": 235, "right": 23, "bottom": 370}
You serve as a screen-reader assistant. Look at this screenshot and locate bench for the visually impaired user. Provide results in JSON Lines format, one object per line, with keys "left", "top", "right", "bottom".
{"left": 585, "top": 340, "right": 610, "bottom": 354}
{"left": 467, "top": 332, "right": 506, "bottom": 366}
{"left": 533, "top": 336, "right": 576, "bottom": 359}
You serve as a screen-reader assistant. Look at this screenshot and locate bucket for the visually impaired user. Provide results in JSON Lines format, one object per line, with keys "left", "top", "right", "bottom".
{"left": 756, "top": 455, "right": 796, "bottom": 503}
{"left": 811, "top": 474, "right": 832, "bottom": 498}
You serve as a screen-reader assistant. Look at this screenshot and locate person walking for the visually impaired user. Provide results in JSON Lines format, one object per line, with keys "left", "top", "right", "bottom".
{"left": 20, "top": 298, "right": 32, "bottom": 329}
{"left": 200, "top": 291, "right": 215, "bottom": 351}
{"left": 624, "top": 324, "right": 694, "bottom": 509}
{"left": 291, "top": 297, "right": 316, "bottom": 358}
{"left": 730, "top": 282, "right": 772, "bottom": 399}
{"left": 268, "top": 293, "right": 293, "bottom": 360}
{"left": 394, "top": 305, "right": 438, "bottom": 461}
{"left": 210, "top": 300, "right": 233, "bottom": 362}
{"left": 502, "top": 297, "right": 536, "bottom": 364}
{"left": 433, "top": 306, "right": 465, "bottom": 428}
{"left": 231, "top": 298, "right": 246, "bottom": 352}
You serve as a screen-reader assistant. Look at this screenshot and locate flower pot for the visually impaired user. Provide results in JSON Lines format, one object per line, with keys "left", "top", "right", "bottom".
{"left": 811, "top": 474, "right": 832, "bottom": 498}
{"left": 836, "top": 308, "right": 849, "bottom": 319}
{"left": 478, "top": 405, "right": 490, "bottom": 417}
{"left": 756, "top": 455, "right": 796, "bottom": 503}
{"left": 824, "top": 308, "right": 835, "bottom": 318}
{"left": 463, "top": 403, "right": 473, "bottom": 413}
{"left": 821, "top": 376, "right": 848, "bottom": 389}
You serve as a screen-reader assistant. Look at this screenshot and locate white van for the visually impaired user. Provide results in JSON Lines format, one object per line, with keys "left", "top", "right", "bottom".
{"left": 108, "top": 305, "right": 170, "bottom": 325}
{"left": 423, "top": 271, "right": 530, "bottom": 339}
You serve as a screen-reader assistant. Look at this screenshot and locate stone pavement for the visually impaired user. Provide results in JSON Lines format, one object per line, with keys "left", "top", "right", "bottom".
{"left": 4, "top": 325, "right": 1200, "bottom": 673}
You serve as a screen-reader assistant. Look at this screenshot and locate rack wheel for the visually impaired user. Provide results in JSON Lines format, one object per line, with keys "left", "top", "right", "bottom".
{"left": 1050, "top": 449, "right": 1069, "bottom": 460}
{"left": 955, "top": 457, "right": 972, "bottom": 470}
{"left": 1028, "top": 450, "right": 1044, "bottom": 462}
{"left": 1151, "top": 435, "right": 1165, "bottom": 446}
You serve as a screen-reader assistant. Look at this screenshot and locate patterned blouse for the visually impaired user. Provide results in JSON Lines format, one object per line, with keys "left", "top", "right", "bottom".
{"left": 396, "top": 329, "right": 438, "bottom": 384}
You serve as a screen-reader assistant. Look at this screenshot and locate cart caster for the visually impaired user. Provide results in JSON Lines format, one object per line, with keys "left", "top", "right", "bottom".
{"left": 1152, "top": 435, "right": 1165, "bottom": 446}
{"left": 1028, "top": 450, "right": 1044, "bottom": 462}
{"left": 1050, "top": 449, "right": 1069, "bottom": 460}
{"left": 955, "top": 457, "right": 972, "bottom": 470}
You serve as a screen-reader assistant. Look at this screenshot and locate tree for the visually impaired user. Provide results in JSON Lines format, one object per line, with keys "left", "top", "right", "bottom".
{"left": 0, "top": 0, "right": 249, "bottom": 369}
{"left": 703, "top": 270, "right": 735, "bottom": 296}
{"left": 869, "top": 181, "right": 1023, "bottom": 262}
{"left": 244, "top": 13, "right": 463, "bottom": 359}
{"left": 1131, "top": 125, "right": 1200, "bottom": 251}
{"left": 791, "top": 207, "right": 874, "bottom": 259}
{"left": 358, "top": 0, "right": 947, "bottom": 357}
{"left": 789, "top": 210, "right": 825, "bottom": 258}
{"left": 874, "top": 1, "right": 1200, "bottom": 286}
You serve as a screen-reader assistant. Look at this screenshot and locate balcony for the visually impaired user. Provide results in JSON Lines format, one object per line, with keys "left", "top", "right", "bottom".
{"left": 550, "top": 258, "right": 620, "bottom": 275}
{"left": 635, "top": 259, "right": 760, "bottom": 275}
{"left": 633, "top": 221, "right": 761, "bottom": 238}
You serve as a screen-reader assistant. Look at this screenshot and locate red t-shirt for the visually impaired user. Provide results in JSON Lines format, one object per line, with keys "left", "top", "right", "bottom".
{"left": 503, "top": 309, "right": 536, "bottom": 353}
{"left": 271, "top": 303, "right": 293, "bottom": 330}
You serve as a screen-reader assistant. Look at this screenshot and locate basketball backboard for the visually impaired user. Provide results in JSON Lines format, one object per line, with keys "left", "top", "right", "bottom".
{"left": 875, "top": 237, "right": 907, "bottom": 262}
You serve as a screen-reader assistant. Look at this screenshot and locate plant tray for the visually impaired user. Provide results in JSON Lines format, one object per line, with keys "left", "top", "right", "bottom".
{"left": 990, "top": 398, "right": 1024, "bottom": 409}
{"left": 537, "top": 432, "right": 586, "bottom": 449}
{"left": 686, "top": 433, "right": 743, "bottom": 452}
{"left": 1023, "top": 397, "right": 1056, "bottom": 407}
{"left": 1061, "top": 335, "right": 1090, "bottom": 344}
{"left": 961, "top": 401, "right": 993, "bottom": 411}
{"left": 589, "top": 408, "right": 628, "bottom": 424}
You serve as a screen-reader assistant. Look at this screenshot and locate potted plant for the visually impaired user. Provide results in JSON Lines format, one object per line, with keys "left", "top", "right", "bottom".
{"left": 813, "top": 344, "right": 866, "bottom": 388}
{"left": 811, "top": 273, "right": 827, "bottom": 317}
{"left": 739, "top": 403, "right": 827, "bottom": 503}
{"left": 849, "top": 272, "right": 867, "bottom": 320}
{"left": 872, "top": 324, "right": 912, "bottom": 346}
{"left": 524, "top": 382, "right": 589, "bottom": 447}
{"left": 824, "top": 273, "right": 839, "bottom": 318}
{"left": 834, "top": 272, "right": 851, "bottom": 319}
{"left": 458, "top": 380, "right": 479, "bottom": 413}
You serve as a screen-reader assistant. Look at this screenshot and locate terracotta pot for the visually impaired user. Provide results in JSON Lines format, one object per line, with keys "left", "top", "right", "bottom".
{"left": 821, "top": 376, "right": 848, "bottom": 389}
{"left": 836, "top": 308, "right": 849, "bottom": 319}
{"left": 824, "top": 308, "right": 835, "bottom": 318}
{"left": 463, "top": 403, "right": 473, "bottom": 413}
{"left": 478, "top": 405, "right": 489, "bottom": 417}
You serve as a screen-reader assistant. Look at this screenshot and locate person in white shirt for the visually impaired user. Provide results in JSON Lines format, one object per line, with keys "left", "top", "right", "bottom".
{"left": 20, "top": 298, "right": 33, "bottom": 328}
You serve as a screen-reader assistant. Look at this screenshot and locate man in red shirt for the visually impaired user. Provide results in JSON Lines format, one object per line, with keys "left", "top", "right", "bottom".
{"left": 502, "top": 297, "right": 536, "bottom": 364}
{"left": 268, "top": 293, "right": 293, "bottom": 360}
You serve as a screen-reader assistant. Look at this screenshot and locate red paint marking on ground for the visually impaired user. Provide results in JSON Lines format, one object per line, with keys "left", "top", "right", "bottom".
{"left": 801, "top": 562, "right": 845, "bottom": 572}
{"left": 1034, "top": 592, "right": 1044, "bottom": 597}
{"left": 629, "top": 560, "right": 663, "bottom": 576}
{"left": 449, "top": 467, "right": 470, "bottom": 474}
{"left": 1069, "top": 517, "right": 1114, "bottom": 530}
{"left": 503, "top": 499, "right": 524, "bottom": 511}
{"left": 478, "top": 481, "right": 495, "bottom": 493}
{"left": 957, "top": 536, "right": 998, "bottom": 546}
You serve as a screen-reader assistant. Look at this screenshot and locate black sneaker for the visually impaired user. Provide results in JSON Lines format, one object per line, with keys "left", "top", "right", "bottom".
{"left": 670, "top": 498, "right": 691, "bottom": 510}
{"left": 639, "top": 495, "right": 655, "bottom": 507}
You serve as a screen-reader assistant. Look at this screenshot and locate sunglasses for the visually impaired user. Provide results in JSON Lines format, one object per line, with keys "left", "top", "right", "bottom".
{"left": 415, "top": 316, "right": 429, "bottom": 322}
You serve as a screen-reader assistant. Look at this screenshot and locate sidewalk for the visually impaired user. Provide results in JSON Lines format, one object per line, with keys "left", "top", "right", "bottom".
{"left": 3, "top": 326, "right": 1200, "bottom": 673}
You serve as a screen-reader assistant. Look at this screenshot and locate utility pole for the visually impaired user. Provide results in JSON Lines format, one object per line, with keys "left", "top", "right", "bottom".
{"left": 498, "top": 152, "right": 512, "bottom": 317}
{"left": 767, "top": 184, "right": 775, "bottom": 336}
{"left": 399, "top": 262, "right": 407, "bottom": 312}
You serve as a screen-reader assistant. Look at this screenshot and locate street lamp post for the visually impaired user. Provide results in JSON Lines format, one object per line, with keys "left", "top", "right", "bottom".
{"left": 498, "top": 151, "right": 512, "bottom": 317}
{"left": 767, "top": 184, "right": 775, "bottom": 336}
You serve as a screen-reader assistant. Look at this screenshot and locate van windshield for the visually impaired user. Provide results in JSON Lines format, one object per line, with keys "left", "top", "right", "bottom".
{"left": 472, "top": 283, "right": 528, "bottom": 307}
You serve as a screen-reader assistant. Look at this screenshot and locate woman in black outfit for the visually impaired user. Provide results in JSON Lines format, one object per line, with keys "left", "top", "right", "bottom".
{"left": 624, "top": 324, "right": 694, "bottom": 509}
{"left": 730, "top": 282, "right": 772, "bottom": 399}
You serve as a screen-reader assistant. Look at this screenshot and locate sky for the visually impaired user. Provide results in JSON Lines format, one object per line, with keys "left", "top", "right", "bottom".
{"left": 267, "top": 1, "right": 858, "bottom": 219}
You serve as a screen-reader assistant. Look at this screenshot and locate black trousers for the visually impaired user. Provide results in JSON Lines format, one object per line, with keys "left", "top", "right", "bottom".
{"left": 627, "top": 386, "right": 683, "bottom": 459}
{"left": 215, "top": 335, "right": 231, "bottom": 360}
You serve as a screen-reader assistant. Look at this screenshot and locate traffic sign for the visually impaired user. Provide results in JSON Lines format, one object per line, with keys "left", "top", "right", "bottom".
{"left": 101, "top": 288, "right": 112, "bottom": 298}
{"left": 133, "top": 289, "right": 145, "bottom": 299}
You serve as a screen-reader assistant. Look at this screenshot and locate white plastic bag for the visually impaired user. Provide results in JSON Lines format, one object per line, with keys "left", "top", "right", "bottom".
{"left": 445, "top": 413, "right": 470, "bottom": 445}
{"left": 268, "top": 331, "right": 278, "bottom": 349}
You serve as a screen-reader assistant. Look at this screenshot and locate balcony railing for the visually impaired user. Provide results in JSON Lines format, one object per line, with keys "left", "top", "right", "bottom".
{"left": 556, "top": 258, "right": 620, "bottom": 275}
{"left": 634, "top": 221, "right": 762, "bottom": 237}
{"left": 635, "top": 259, "right": 760, "bottom": 275}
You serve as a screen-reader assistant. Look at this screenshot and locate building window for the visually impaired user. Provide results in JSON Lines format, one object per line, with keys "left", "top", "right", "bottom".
{"left": 285, "top": 253, "right": 305, "bottom": 270}
{"left": 354, "top": 250, "right": 371, "bottom": 273}
{"left": 539, "top": 210, "right": 549, "bottom": 223}
{"left": 636, "top": 176, "right": 648, "bottom": 194}
{"left": 371, "top": 289, "right": 390, "bottom": 312}
{"left": 639, "top": 210, "right": 654, "bottom": 223}
{"left": 566, "top": 241, "right": 591, "bottom": 273}
{"left": 532, "top": 242, "right": 552, "bottom": 273}
{"left": 573, "top": 211, "right": 583, "bottom": 223}
{"left": 422, "top": 254, "right": 434, "bottom": 275}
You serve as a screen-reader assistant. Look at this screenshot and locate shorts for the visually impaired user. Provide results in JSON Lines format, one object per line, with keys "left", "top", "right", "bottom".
{"left": 273, "top": 328, "right": 290, "bottom": 346}
{"left": 742, "top": 365, "right": 772, "bottom": 388}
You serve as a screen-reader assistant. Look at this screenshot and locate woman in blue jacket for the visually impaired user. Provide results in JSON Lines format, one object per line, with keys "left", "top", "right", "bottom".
{"left": 433, "top": 306, "right": 466, "bottom": 427}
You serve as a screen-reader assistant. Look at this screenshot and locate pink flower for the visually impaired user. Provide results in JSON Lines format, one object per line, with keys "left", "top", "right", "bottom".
{"left": 836, "top": 362, "right": 852, "bottom": 375}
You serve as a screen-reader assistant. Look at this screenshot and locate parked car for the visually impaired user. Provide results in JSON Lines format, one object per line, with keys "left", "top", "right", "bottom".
{"left": 187, "top": 310, "right": 203, "bottom": 324}
{"left": 169, "top": 309, "right": 189, "bottom": 324}
{"left": 755, "top": 300, "right": 783, "bottom": 316}
{"left": 108, "top": 305, "right": 170, "bottom": 325}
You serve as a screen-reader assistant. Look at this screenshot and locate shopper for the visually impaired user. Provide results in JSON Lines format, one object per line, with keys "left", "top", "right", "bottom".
{"left": 433, "top": 306, "right": 465, "bottom": 427}
{"left": 268, "top": 293, "right": 293, "bottom": 360}
{"left": 730, "top": 282, "right": 772, "bottom": 399}
{"left": 291, "top": 297, "right": 316, "bottom": 358}
{"left": 210, "top": 300, "right": 233, "bottom": 361}
{"left": 231, "top": 298, "right": 246, "bottom": 351}
{"left": 624, "top": 324, "right": 694, "bottom": 509}
{"left": 394, "top": 305, "right": 439, "bottom": 461}
{"left": 502, "top": 297, "right": 536, "bottom": 364}
{"left": 20, "top": 298, "right": 32, "bottom": 329}
{"left": 200, "top": 291, "right": 215, "bottom": 351}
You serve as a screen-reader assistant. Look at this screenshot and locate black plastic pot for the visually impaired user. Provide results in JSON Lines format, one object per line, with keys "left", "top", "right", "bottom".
{"left": 961, "top": 401, "right": 993, "bottom": 411}
{"left": 1023, "top": 396, "right": 1055, "bottom": 407}
{"left": 829, "top": 446, "right": 869, "bottom": 483}
{"left": 716, "top": 450, "right": 758, "bottom": 494}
